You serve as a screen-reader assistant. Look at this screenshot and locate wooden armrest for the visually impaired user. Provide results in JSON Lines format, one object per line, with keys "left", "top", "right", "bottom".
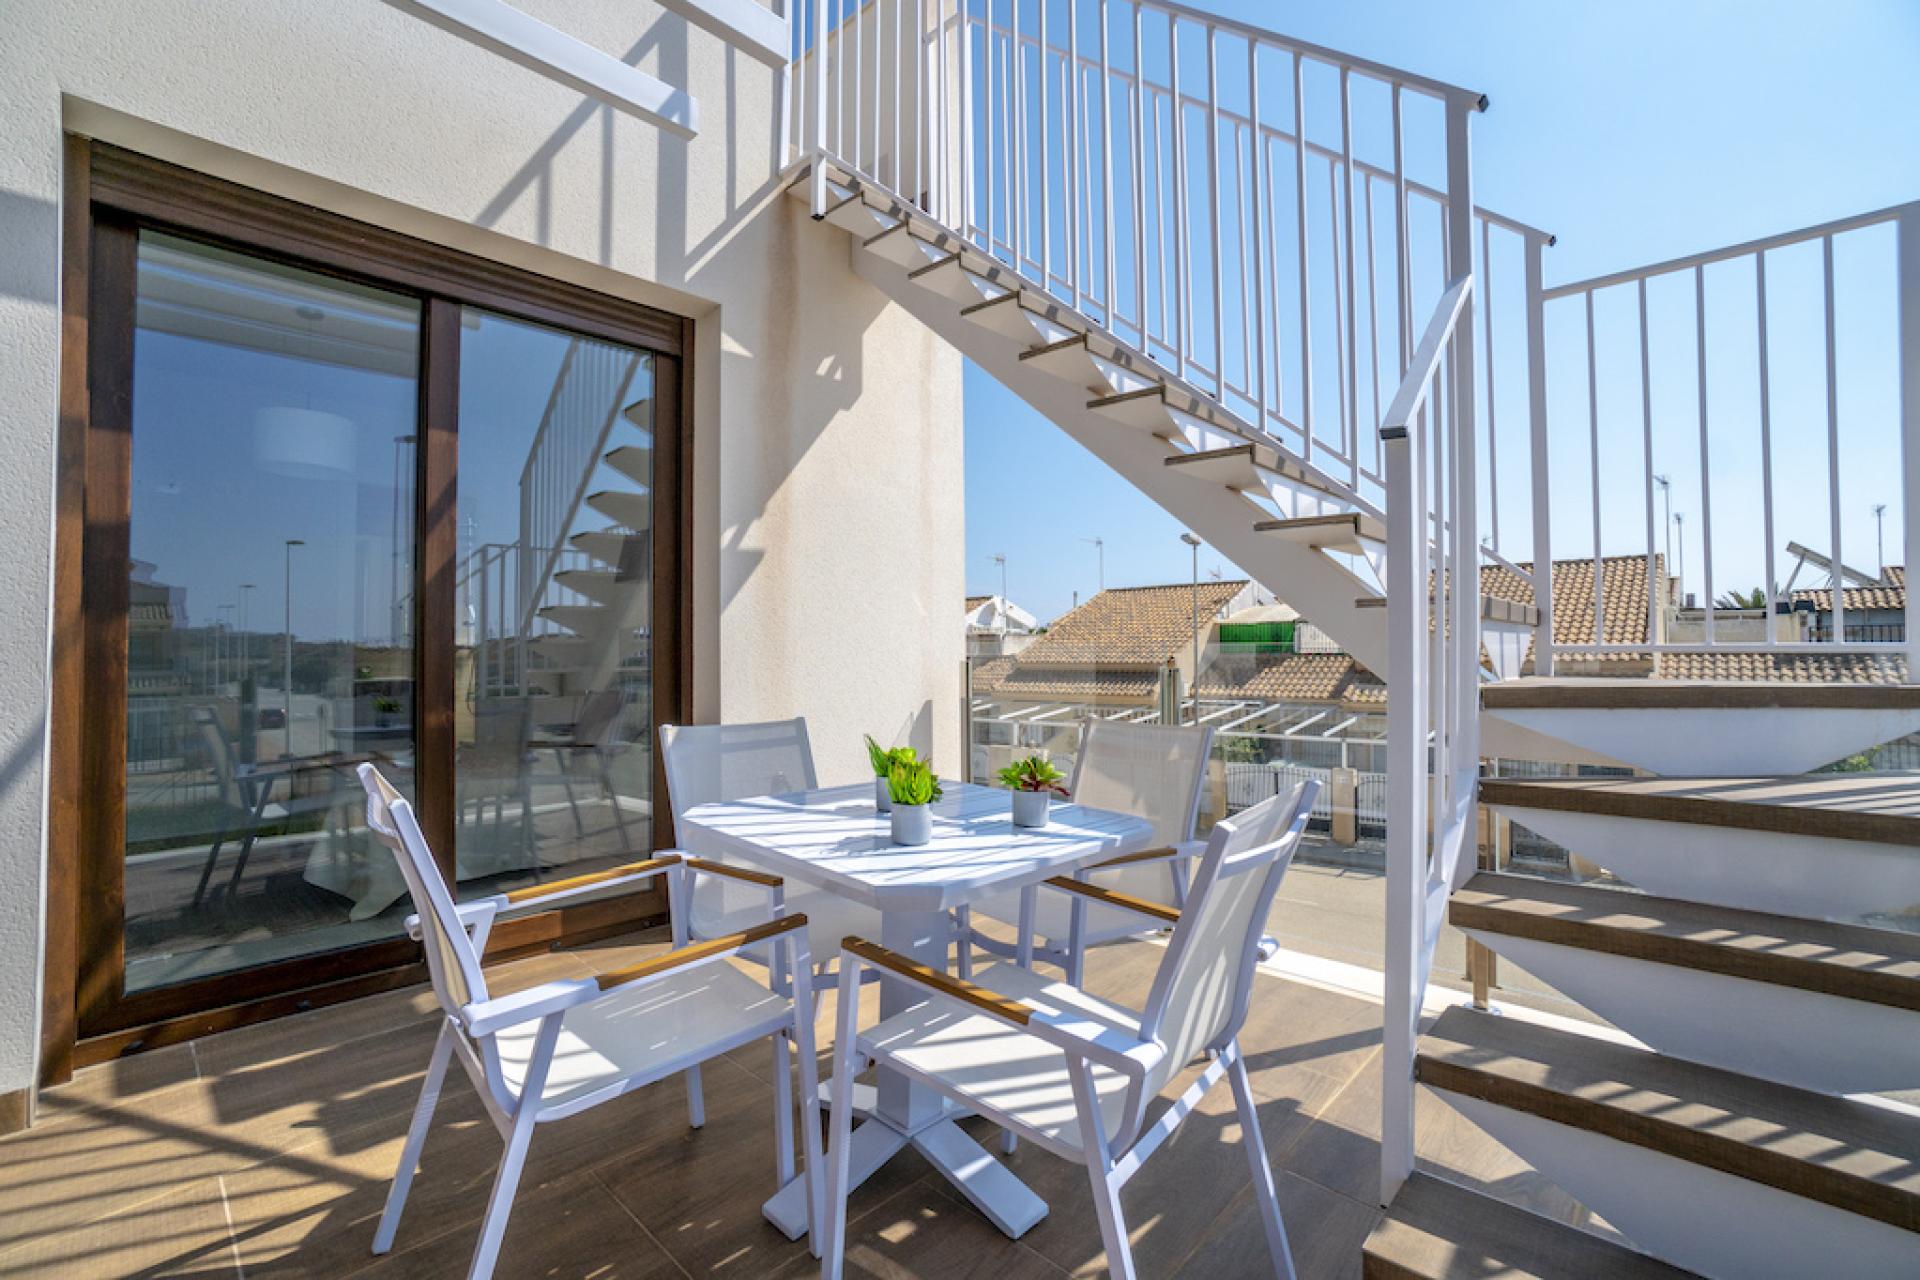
{"left": 685, "top": 857, "right": 783, "bottom": 889}
{"left": 1088, "top": 844, "right": 1190, "bottom": 870}
{"left": 597, "top": 914, "right": 809, "bottom": 991}
{"left": 1044, "top": 877, "right": 1181, "bottom": 926}
{"left": 502, "top": 855, "right": 681, "bottom": 906}
{"left": 841, "top": 936, "right": 1032, "bottom": 1026}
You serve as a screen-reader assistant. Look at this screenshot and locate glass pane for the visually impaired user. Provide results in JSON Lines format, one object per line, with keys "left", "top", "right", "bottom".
{"left": 124, "top": 232, "right": 421, "bottom": 992}
{"left": 454, "top": 309, "right": 654, "bottom": 896}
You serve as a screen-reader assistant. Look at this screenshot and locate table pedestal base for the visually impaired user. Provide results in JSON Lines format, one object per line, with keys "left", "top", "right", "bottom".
{"left": 761, "top": 1113, "right": 1047, "bottom": 1242}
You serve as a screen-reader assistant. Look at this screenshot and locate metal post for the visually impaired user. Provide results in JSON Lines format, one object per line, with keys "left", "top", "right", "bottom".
{"left": 1182, "top": 532, "right": 1201, "bottom": 719}
{"left": 1898, "top": 205, "right": 1920, "bottom": 681}
{"left": 1445, "top": 98, "right": 1479, "bottom": 769}
{"left": 1523, "top": 233, "right": 1553, "bottom": 676}
{"left": 284, "top": 539, "right": 304, "bottom": 758}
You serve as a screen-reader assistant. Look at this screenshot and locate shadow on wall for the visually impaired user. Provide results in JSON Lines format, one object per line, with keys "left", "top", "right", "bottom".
{"left": 0, "top": 190, "right": 57, "bottom": 304}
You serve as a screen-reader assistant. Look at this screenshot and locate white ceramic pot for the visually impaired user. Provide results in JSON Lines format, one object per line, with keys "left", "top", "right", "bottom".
{"left": 874, "top": 775, "right": 892, "bottom": 812}
{"left": 1011, "top": 789, "right": 1051, "bottom": 828}
{"left": 890, "top": 803, "right": 931, "bottom": 846}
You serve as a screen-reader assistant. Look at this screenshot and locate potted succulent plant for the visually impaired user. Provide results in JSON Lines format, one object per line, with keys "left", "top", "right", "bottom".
{"left": 865, "top": 734, "right": 934, "bottom": 812}
{"left": 998, "top": 755, "right": 1069, "bottom": 828}
{"left": 886, "top": 756, "right": 942, "bottom": 845}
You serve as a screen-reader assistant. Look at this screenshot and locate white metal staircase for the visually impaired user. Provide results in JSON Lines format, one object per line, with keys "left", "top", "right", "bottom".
{"left": 778, "top": 2, "right": 1920, "bottom": 1275}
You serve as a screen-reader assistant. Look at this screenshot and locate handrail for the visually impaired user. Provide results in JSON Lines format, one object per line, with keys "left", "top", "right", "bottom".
{"left": 1380, "top": 275, "right": 1473, "bottom": 440}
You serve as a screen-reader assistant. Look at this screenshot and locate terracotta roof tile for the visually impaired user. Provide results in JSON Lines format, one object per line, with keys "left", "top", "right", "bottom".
{"left": 970, "top": 657, "right": 1158, "bottom": 701}
{"left": 1481, "top": 554, "right": 1660, "bottom": 655}
{"left": 1652, "top": 651, "right": 1908, "bottom": 684}
{"left": 1790, "top": 571, "right": 1906, "bottom": 613}
{"left": 1015, "top": 580, "right": 1247, "bottom": 667}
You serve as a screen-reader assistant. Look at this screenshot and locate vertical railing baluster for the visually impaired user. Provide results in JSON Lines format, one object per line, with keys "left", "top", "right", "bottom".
{"left": 1327, "top": 155, "right": 1347, "bottom": 471}
{"left": 1525, "top": 232, "right": 1553, "bottom": 675}
{"left": 1131, "top": 0, "right": 1146, "bottom": 346}
{"left": 1099, "top": 0, "right": 1115, "bottom": 329}
{"left": 1366, "top": 181, "right": 1382, "bottom": 472}
{"left": 1248, "top": 39, "right": 1267, "bottom": 429}
{"left": 1897, "top": 205, "right": 1920, "bottom": 681}
{"left": 1039, "top": 0, "right": 1050, "bottom": 290}
{"left": 895, "top": 0, "right": 906, "bottom": 192}
{"left": 1206, "top": 25, "right": 1225, "bottom": 399}
{"left": 1340, "top": 68, "right": 1358, "bottom": 476}
{"left": 854, "top": 0, "right": 864, "bottom": 173}
{"left": 1823, "top": 236, "right": 1845, "bottom": 646}
{"left": 810, "top": 0, "right": 829, "bottom": 212}
{"left": 1756, "top": 253, "right": 1777, "bottom": 647}
{"left": 1696, "top": 264, "right": 1715, "bottom": 637}
{"left": 984, "top": 0, "right": 995, "bottom": 245}
{"left": 1169, "top": 12, "right": 1188, "bottom": 379}
{"left": 1012, "top": 0, "right": 1024, "bottom": 270}
{"left": 1444, "top": 97, "right": 1478, "bottom": 771}
{"left": 914, "top": 0, "right": 925, "bottom": 206}
{"left": 1293, "top": 53, "right": 1313, "bottom": 465}
{"left": 962, "top": 0, "right": 975, "bottom": 234}
{"left": 1480, "top": 217, "right": 1496, "bottom": 551}
{"left": 1587, "top": 291, "right": 1604, "bottom": 650}
{"left": 1066, "top": 0, "right": 1080, "bottom": 306}
{"left": 1640, "top": 280, "right": 1657, "bottom": 645}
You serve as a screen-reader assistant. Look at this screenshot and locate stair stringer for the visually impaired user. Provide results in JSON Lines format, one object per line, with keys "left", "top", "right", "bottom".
{"left": 847, "top": 247, "right": 1393, "bottom": 673}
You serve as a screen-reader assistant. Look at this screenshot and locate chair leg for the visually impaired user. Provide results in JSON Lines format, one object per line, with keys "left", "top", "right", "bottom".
{"left": 190, "top": 817, "right": 232, "bottom": 907}
{"left": 597, "top": 750, "right": 632, "bottom": 851}
{"left": 820, "top": 960, "right": 864, "bottom": 1280}
{"left": 1070, "top": 1060, "right": 1136, "bottom": 1280}
{"left": 468, "top": 1103, "right": 538, "bottom": 1280}
{"left": 790, "top": 954, "right": 826, "bottom": 1257}
{"left": 374, "top": 1020, "right": 454, "bottom": 1254}
{"left": 953, "top": 905, "right": 973, "bottom": 981}
{"left": 1227, "top": 1044, "right": 1297, "bottom": 1280}
{"left": 771, "top": 1034, "right": 796, "bottom": 1188}
{"left": 1065, "top": 893, "right": 1088, "bottom": 988}
{"left": 684, "top": 1064, "right": 706, "bottom": 1129}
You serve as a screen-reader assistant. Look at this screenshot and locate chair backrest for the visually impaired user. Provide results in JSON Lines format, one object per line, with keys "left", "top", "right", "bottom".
{"left": 191, "top": 705, "right": 240, "bottom": 809}
{"left": 1137, "top": 779, "right": 1318, "bottom": 1098}
{"left": 356, "top": 763, "right": 489, "bottom": 1020}
{"left": 1067, "top": 719, "right": 1215, "bottom": 851}
{"left": 571, "top": 687, "right": 628, "bottom": 750}
{"left": 658, "top": 718, "right": 819, "bottom": 821}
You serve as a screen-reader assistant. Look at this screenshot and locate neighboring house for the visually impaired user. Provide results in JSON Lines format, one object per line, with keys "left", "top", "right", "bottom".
{"left": 1792, "top": 567, "right": 1907, "bottom": 645}
{"left": 964, "top": 594, "right": 1039, "bottom": 658}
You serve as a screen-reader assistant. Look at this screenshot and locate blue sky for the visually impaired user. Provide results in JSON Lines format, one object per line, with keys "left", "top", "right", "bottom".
{"left": 965, "top": 1, "right": 1920, "bottom": 623}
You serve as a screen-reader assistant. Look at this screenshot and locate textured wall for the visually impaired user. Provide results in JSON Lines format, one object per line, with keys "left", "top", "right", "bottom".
{"left": 0, "top": 0, "right": 964, "bottom": 1096}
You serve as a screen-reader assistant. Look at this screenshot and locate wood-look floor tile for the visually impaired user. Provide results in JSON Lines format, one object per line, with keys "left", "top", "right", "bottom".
{"left": 1173, "top": 1171, "right": 1382, "bottom": 1280}
{"left": 0, "top": 1174, "right": 237, "bottom": 1279}
{"left": 774, "top": 1177, "right": 1068, "bottom": 1280}
{"left": 356, "top": 1169, "right": 685, "bottom": 1280}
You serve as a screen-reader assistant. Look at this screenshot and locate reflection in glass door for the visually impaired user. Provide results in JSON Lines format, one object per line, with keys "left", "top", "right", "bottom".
{"left": 123, "top": 232, "right": 420, "bottom": 992}
{"left": 454, "top": 310, "right": 654, "bottom": 895}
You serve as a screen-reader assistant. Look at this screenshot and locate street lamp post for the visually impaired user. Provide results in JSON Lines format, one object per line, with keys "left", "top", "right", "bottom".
{"left": 1874, "top": 503, "right": 1888, "bottom": 580}
{"left": 1653, "top": 474, "right": 1672, "bottom": 593}
{"left": 991, "top": 553, "right": 1008, "bottom": 637}
{"left": 284, "top": 540, "right": 304, "bottom": 758}
{"left": 238, "top": 583, "right": 256, "bottom": 680}
{"left": 1673, "top": 513, "right": 1685, "bottom": 604}
{"left": 1180, "top": 533, "right": 1201, "bottom": 724}
{"left": 1080, "top": 536, "right": 1104, "bottom": 593}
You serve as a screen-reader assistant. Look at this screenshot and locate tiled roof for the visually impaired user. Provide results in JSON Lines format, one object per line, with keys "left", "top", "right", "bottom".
{"left": 1789, "top": 570, "right": 1906, "bottom": 613}
{"left": 1015, "top": 580, "right": 1248, "bottom": 667}
{"left": 1653, "top": 651, "right": 1908, "bottom": 684}
{"left": 1481, "top": 554, "right": 1661, "bottom": 657}
{"left": 965, "top": 595, "right": 993, "bottom": 611}
{"left": 1196, "top": 652, "right": 1384, "bottom": 708}
{"left": 970, "top": 657, "right": 1158, "bottom": 701}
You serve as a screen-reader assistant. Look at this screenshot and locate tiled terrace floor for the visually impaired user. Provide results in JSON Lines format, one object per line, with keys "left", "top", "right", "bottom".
{"left": 1, "top": 930, "right": 1605, "bottom": 1278}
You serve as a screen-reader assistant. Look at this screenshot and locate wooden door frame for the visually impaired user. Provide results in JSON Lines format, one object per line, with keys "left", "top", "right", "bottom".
{"left": 45, "top": 140, "right": 696, "bottom": 1081}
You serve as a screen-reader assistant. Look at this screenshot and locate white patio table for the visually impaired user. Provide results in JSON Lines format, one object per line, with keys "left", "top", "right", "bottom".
{"left": 676, "top": 780, "right": 1153, "bottom": 1241}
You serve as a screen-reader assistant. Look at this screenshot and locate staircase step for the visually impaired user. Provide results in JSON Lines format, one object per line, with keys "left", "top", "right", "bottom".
{"left": 958, "top": 290, "right": 1083, "bottom": 346}
{"left": 907, "top": 251, "right": 1014, "bottom": 306}
{"left": 603, "top": 444, "right": 651, "bottom": 486}
{"left": 1453, "top": 873, "right": 1920, "bottom": 1013}
{"left": 861, "top": 221, "right": 954, "bottom": 270}
{"left": 1483, "top": 678, "right": 1920, "bottom": 712}
{"left": 1254, "top": 511, "right": 1385, "bottom": 553}
{"left": 1087, "top": 384, "right": 1237, "bottom": 443}
{"left": 1016, "top": 333, "right": 1157, "bottom": 396}
{"left": 1355, "top": 595, "right": 1540, "bottom": 626}
{"left": 553, "top": 569, "right": 625, "bottom": 606}
{"left": 1478, "top": 772, "right": 1920, "bottom": 846}
{"left": 1363, "top": 1171, "right": 1696, "bottom": 1280}
{"left": 1418, "top": 1004, "right": 1920, "bottom": 1243}
{"left": 570, "top": 528, "right": 643, "bottom": 570}
{"left": 537, "top": 604, "right": 615, "bottom": 637}
{"left": 620, "top": 397, "right": 654, "bottom": 432}
{"left": 585, "top": 488, "right": 650, "bottom": 529}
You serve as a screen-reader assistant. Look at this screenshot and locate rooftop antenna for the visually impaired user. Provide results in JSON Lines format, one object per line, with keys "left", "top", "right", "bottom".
{"left": 1874, "top": 503, "right": 1889, "bottom": 579}
{"left": 1080, "top": 537, "right": 1105, "bottom": 592}
{"left": 990, "top": 553, "right": 1007, "bottom": 637}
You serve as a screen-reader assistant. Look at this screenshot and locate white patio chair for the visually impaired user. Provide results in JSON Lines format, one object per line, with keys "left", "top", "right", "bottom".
{"left": 353, "top": 764, "right": 824, "bottom": 1280}
{"left": 820, "top": 779, "right": 1319, "bottom": 1280}
{"left": 660, "top": 719, "right": 901, "bottom": 987}
{"left": 966, "top": 719, "right": 1216, "bottom": 985}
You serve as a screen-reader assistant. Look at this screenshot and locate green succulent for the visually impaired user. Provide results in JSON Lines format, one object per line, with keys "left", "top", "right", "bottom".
{"left": 996, "top": 755, "right": 1070, "bottom": 797}
{"left": 864, "top": 734, "right": 924, "bottom": 778}
{"left": 886, "top": 757, "right": 942, "bottom": 807}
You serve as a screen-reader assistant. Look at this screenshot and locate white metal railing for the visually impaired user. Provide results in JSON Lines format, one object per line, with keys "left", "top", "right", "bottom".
{"left": 1531, "top": 200, "right": 1920, "bottom": 678}
{"left": 516, "top": 338, "right": 643, "bottom": 640}
{"left": 785, "top": 0, "right": 1547, "bottom": 510}
{"left": 1379, "top": 271, "right": 1480, "bottom": 1205}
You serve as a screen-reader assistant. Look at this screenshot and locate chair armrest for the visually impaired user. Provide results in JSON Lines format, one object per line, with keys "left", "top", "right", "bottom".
{"left": 1087, "top": 839, "right": 1204, "bottom": 871}
{"left": 496, "top": 855, "right": 681, "bottom": 913}
{"left": 684, "top": 857, "right": 783, "bottom": 889}
{"left": 598, "top": 914, "right": 810, "bottom": 991}
{"left": 462, "top": 976, "right": 601, "bottom": 1037}
{"left": 1043, "top": 877, "right": 1180, "bottom": 926}
{"left": 839, "top": 936, "right": 1159, "bottom": 1077}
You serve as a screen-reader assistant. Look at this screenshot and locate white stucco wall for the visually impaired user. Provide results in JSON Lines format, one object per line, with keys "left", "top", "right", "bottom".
{"left": 0, "top": 0, "right": 964, "bottom": 1098}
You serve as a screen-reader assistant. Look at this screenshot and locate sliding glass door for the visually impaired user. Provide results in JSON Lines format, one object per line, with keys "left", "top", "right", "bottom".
{"left": 123, "top": 233, "right": 422, "bottom": 992}
{"left": 66, "top": 145, "right": 688, "bottom": 1056}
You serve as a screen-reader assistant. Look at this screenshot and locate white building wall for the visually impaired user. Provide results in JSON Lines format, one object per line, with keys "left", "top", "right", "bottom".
{"left": 0, "top": 0, "right": 964, "bottom": 1099}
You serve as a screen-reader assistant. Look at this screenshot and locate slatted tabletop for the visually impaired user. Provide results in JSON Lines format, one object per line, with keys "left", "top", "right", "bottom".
{"left": 679, "top": 781, "right": 1155, "bottom": 912}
